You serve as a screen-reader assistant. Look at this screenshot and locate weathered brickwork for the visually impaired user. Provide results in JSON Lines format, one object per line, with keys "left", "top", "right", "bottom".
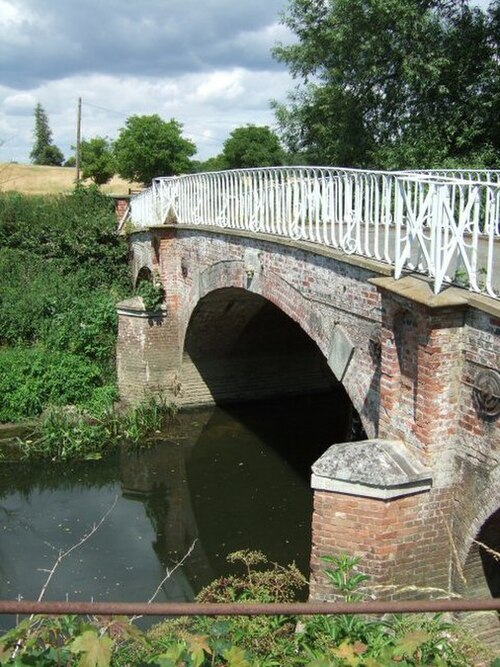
{"left": 451, "top": 309, "right": 500, "bottom": 571}
{"left": 377, "top": 296, "right": 466, "bottom": 485}
{"left": 152, "top": 228, "right": 385, "bottom": 437}
{"left": 310, "top": 487, "right": 453, "bottom": 600}
{"left": 116, "top": 301, "right": 181, "bottom": 404}
{"left": 117, "top": 225, "right": 500, "bottom": 620}
{"left": 113, "top": 195, "right": 130, "bottom": 222}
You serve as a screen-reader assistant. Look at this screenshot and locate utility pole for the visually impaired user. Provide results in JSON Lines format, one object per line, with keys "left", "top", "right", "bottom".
{"left": 75, "top": 97, "right": 82, "bottom": 184}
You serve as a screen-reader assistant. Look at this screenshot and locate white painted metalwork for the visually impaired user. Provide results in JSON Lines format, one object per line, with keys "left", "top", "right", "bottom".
{"left": 129, "top": 167, "right": 499, "bottom": 299}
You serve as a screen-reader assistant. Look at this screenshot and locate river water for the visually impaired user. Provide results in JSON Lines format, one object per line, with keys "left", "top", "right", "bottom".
{"left": 0, "top": 392, "right": 351, "bottom": 629}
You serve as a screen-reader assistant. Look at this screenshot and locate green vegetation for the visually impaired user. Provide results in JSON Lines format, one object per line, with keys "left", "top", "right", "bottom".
{"left": 18, "top": 394, "right": 176, "bottom": 461}
{"left": 0, "top": 552, "right": 492, "bottom": 666}
{"left": 0, "top": 186, "right": 128, "bottom": 428}
{"left": 80, "top": 136, "right": 116, "bottom": 185}
{"left": 0, "top": 348, "right": 103, "bottom": 423}
{"left": 30, "top": 103, "right": 64, "bottom": 167}
{"left": 273, "top": 0, "right": 500, "bottom": 169}
{"left": 114, "top": 114, "right": 197, "bottom": 185}
{"left": 199, "top": 125, "right": 285, "bottom": 171}
{"left": 0, "top": 184, "right": 175, "bottom": 461}
{"left": 136, "top": 273, "right": 166, "bottom": 312}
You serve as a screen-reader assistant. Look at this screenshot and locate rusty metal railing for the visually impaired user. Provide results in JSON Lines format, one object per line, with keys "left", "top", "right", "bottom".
{"left": 1, "top": 598, "right": 499, "bottom": 617}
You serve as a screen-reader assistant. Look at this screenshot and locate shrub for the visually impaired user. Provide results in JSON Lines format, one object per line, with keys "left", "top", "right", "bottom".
{"left": 0, "top": 347, "right": 103, "bottom": 422}
{"left": 0, "top": 187, "right": 133, "bottom": 426}
{"left": 0, "top": 187, "right": 129, "bottom": 290}
{"left": 0, "top": 553, "right": 492, "bottom": 666}
{"left": 39, "top": 289, "right": 119, "bottom": 366}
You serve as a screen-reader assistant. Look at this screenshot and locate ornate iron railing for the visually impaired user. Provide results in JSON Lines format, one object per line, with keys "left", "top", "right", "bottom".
{"left": 129, "top": 167, "right": 500, "bottom": 299}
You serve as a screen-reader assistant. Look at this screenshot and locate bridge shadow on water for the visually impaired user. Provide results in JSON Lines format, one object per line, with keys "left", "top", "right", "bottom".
{"left": 184, "top": 390, "right": 359, "bottom": 587}
{"left": 176, "top": 286, "right": 370, "bottom": 589}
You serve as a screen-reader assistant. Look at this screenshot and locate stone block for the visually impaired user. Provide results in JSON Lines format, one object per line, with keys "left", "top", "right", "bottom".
{"left": 311, "top": 439, "right": 432, "bottom": 500}
{"left": 328, "top": 325, "right": 354, "bottom": 381}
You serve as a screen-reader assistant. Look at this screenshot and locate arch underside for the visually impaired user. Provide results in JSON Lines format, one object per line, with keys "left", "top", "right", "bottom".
{"left": 456, "top": 505, "right": 500, "bottom": 650}
{"left": 181, "top": 286, "right": 344, "bottom": 409}
{"left": 175, "top": 250, "right": 378, "bottom": 437}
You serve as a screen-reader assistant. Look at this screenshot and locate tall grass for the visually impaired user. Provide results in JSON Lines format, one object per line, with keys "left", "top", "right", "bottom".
{"left": 18, "top": 394, "right": 177, "bottom": 461}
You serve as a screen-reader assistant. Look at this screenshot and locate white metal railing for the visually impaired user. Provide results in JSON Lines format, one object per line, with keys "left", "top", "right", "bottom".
{"left": 129, "top": 167, "right": 500, "bottom": 299}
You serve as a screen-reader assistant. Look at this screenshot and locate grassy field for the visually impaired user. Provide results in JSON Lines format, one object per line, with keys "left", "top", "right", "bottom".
{"left": 0, "top": 162, "right": 140, "bottom": 195}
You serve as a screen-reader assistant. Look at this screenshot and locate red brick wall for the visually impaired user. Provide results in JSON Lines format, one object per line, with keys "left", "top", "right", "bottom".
{"left": 310, "top": 488, "right": 453, "bottom": 600}
{"left": 116, "top": 307, "right": 181, "bottom": 403}
{"left": 153, "top": 227, "right": 383, "bottom": 436}
{"left": 119, "top": 226, "right": 500, "bottom": 596}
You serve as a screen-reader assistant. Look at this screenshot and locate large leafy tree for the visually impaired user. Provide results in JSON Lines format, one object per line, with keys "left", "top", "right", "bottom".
{"left": 273, "top": 0, "right": 500, "bottom": 169}
{"left": 114, "top": 115, "right": 196, "bottom": 185}
{"left": 221, "top": 125, "right": 285, "bottom": 168}
{"left": 30, "top": 103, "right": 64, "bottom": 166}
{"left": 80, "top": 136, "right": 115, "bottom": 185}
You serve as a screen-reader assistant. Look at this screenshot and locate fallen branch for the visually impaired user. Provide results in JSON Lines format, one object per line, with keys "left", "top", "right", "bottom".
{"left": 130, "top": 538, "right": 198, "bottom": 622}
{"left": 37, "top": 495, "right": 119, "bottom": 602}
{"left": 10, "top": 495, "right": 119, "bottom": 660}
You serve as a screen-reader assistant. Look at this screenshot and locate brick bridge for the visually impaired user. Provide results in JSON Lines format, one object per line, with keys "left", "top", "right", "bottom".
{"left": 116, "top": 167, "right": 500, "bottom": 644}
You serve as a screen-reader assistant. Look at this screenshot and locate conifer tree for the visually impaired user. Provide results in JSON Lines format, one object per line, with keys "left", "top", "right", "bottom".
{"left": 30, "top": 103, "right": 64, "bottom": 166}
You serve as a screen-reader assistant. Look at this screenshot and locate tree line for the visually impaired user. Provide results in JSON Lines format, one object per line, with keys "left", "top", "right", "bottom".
{"left": 30, "top": 104, "right": 286, "bottom": 186}
{"left": 30, "top": 0, "right": 499, "bottom": 184}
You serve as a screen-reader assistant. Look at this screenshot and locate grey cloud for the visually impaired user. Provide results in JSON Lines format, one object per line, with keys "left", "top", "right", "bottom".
{"left": 0, "top": 0, "right": 290, "bottom": 89}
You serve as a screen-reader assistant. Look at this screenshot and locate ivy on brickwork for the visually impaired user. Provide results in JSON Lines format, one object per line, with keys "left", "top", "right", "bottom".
{"left": 136, "top": 271, "right": 166, "bottom": 312}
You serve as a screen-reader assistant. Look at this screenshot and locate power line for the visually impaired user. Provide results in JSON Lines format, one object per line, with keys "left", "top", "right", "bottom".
{"left": 82, "top": 101, "right": 128, "bottom": 117}
{"left": 81, "top": 100, "right": 228, "bottom": 145}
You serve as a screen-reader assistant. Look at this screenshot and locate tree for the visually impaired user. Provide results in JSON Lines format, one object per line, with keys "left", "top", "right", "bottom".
{"left": 30, "top": 103, "right": 64, "bottom": 166}
{"left": 114, "top": 115, "right": 196, "bottom": 185}
{"left": 273, "top": 0, "right": 500, "bottom": 169}
{"left": 221, "top": 125, "right": 285, "bottom": 169}
{"left": 197, "top": 155, "right": 228, "bottom": 172}
{"left": 80, "top": 136, "right": 115, "bottom": 185}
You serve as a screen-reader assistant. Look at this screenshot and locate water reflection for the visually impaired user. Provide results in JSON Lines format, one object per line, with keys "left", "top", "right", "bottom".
{"left": 0, "top": 391, "right": 351, "bottom": 628}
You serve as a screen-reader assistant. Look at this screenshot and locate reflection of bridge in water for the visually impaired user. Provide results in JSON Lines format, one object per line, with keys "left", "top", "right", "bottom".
{"left": 119, "top": 393, "right": 354, "bottom": 601}
{"left": 120, "top": 412, "right": 213, "bottom": 600}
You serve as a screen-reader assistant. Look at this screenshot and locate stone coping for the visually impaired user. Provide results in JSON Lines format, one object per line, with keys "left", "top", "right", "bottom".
{"left": 371, "top": 275, "right": 500, "bottom": 317}
{"left": 116, "top": 296, "right": 167, "bottom": 318}
{"left": 311, "top": 439, "right": 432, "bottom": 500}
{"left": 144, "top": 224, "right": 394, "bottom": 277}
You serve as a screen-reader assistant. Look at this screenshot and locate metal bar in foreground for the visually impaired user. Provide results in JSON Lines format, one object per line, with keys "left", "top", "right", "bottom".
{"left": 0, "top": 599, "right": 499, "bottom": 617}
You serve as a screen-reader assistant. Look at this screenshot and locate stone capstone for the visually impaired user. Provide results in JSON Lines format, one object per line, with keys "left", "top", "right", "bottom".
{"left": 311, "top": 439, "right": 432, "bottom": 499}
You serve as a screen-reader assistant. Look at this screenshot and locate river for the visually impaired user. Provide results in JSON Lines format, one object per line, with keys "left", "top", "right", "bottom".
{"left": 0, "top": 391, "right": 352, "bottom": 630}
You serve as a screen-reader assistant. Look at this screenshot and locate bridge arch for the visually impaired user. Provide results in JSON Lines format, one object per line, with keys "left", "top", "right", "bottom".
{"left": 178, "top": 255, "right": 375, "bottom": 436}
{"left": 457, "top": 495, "right": 500, "bottom": 647}
{"left": 459, "top": 465, "right": 500, "bottom": 569}
{"left": 182, "top": 286, "right": 350, "bottom": 416}
{"left": 135, "top": 265, "right": 153, "bottom": 289}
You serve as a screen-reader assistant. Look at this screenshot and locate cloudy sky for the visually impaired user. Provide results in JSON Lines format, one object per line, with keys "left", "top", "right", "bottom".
{"left": 0, "top": 0, "right": 294, "bottom": 163}
{"left": 0, "top": 0, "right": 493, "bottom": 165}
